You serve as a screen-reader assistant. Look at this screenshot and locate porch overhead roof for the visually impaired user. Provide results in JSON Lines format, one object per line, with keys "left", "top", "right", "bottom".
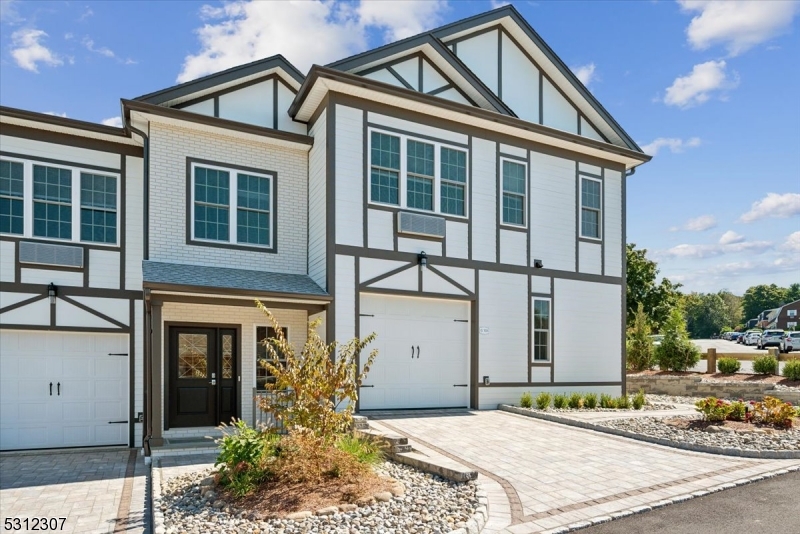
{"left": 142, "top": 261, "right": 330, "bottom": 301}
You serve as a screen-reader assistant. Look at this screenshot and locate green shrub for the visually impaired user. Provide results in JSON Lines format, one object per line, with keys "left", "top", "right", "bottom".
{"left": 783, "top": 360, "right": 800, "bottom": 380}
{"left": 655, "top": 308, "right": 701, "bottom": 371}
{"left": 632, "top": 390, "right": 646, "bottom": 410}
{"left": 215, "top": 419, "right": 279, "bottom": 497}
{"left": 334, "top": 435, "right": 384, "bottom": 466}
{"left": 584, "top": 393, "right": 598, "bottom": 409}
{"left": 626, "top": 303, "right": 655, "bottom": 372}
{"left": 717, "top": 358, "right": 741, "bottom": 374}
{"left": 751, "top": 396, "right": 795, "bottom": 427}
{"left": 568, "top": 392, "right": 584, "bottom": 409}
{"left": 553, "top": 394, "right": 568, "bottom": 409}
{"left": 617, "top": 395, "right": 631, "bottom": 409}
{"left": 728, "top": 401, "right": 747, "bottom": 421}
{"left": 520, "top": 392, "right": 533, "bottom": 408}
{"left": 600, "top": 393, "right": 617, "bottom": 409}
{"left": 695, "top": 397, "right": 733, "bottom": 422}
{"left": 535, "top": 392, "right": 552, "bottom": 410}
{"left": 753, "top": 355, "right": 778, "bottom": 375}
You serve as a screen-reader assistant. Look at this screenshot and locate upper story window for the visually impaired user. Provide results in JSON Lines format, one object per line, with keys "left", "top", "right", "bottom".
{"left": 190, "top": 161, "right": 274, "bottom": 250}
{"left": 580, "top": 176, "right": 602, "bottom": 239}
{"left": 501, "top": 159, "right": 526, "bottom": 227}
{"left": 0, "top": 157, "right": 119, "bottom": 245}
{"left": 369, "top": 129, "right": 468, "bottom": 218}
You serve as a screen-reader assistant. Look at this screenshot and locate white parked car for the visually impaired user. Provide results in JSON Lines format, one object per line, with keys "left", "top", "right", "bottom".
{"left": 780, "top": 332, "right": 800, "bottom": 353}
{"left": 758, "top": 330, "right": 785, "bottom": 350}
{"left": 650, "top": 334, "right": 664, "bottom": 346}
{"left": 744, "top": 331, "right": 762, "bottom": 346}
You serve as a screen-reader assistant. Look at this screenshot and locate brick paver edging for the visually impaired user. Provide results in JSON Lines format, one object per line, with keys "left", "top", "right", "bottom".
{"left": 499, "top": 405, "right": 800, "bottom": 459}
{"left": 152, "top": 459, "right": 166, "bottom": 534}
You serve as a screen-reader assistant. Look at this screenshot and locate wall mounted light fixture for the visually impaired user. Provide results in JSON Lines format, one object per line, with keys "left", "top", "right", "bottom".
{"left": 418, "top": 251, "right": 428, "bottom": 268}
{"left": 533, "top": 259, "right": 543, "bottom": 269}
{"left": 48, "top": 283, "right": 57, "bottom": 304}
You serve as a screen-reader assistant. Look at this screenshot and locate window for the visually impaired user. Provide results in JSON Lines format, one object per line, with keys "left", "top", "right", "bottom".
{"left": 788, "top": 309, "right": 797, "bottom": 318}
{"left": 369, "top": 129, "right": 468, "bottom": 217}
{"left": 0, "top": 157, "right": 120, "bottom": 245}
{"left": 533, "top": 299, "right": 551, "bottom": 362}
{"left": 256, "top": 326, "right": 288, "bottom": 390}
{"left": 191, "top": 162, "right": 274, "bottom": 249}
{"left": 0, "top": 160, "right": 24, "bottom": 235}
{"left": 580, "top": 176, "right": 602, "bottom": 239}
{"left": 502, "top": 160, "right": 526, "bottom": 226}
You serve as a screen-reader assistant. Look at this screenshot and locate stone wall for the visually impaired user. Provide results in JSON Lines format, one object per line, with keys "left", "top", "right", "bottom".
{"left": 627, "top": 375, "right": 800, "bottom": 405}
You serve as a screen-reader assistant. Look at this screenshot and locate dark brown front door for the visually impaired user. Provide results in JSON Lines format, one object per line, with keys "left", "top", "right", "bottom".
{"left": 169, "top": 327, "right": 238, "bottom": 428}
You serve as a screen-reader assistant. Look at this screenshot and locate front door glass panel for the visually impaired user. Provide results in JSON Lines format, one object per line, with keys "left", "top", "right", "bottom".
{"left": 178, "top": 333, "right": 208, "bottom": 378}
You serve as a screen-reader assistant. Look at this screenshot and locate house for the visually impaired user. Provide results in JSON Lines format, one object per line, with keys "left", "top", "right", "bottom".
{"left": 765, "top": 299, "right": 800, "bottom": 330}
{"left": 0, "top": 5, "right": 650, "bottom": 453}
{"left": 756, "top": 308, "right": 780, "bottom": 329}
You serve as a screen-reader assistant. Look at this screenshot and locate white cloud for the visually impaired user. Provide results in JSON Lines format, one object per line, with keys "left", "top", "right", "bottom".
{"left": 784, "top": 231, "right": 800, "bottom": 252}
{"left": 663, "top": 239, "right": 773, "bottom": 259}
{"left": 678, "top": 0, "right": 800, "bottom": 56}
{"left": 82, "top": 36, "right": 115, "bottom": 58}
{"left": 663, "top": 60, "right": 738, "bottom": 108}
{"left": 739, "top": 192, "right": 800, "bottom": 223}
{"left": 1, "top": 0, "right": 21, "bottom": 23}
{"left": 641, "top": 136, "right": 701, "bottom": 156}
{"left": 490, "top": 0, "right": 510, "bottom": 7}
{"left": 101, "top": 116, "right": 123, "bottom": 128}
{"left": 685, "top": 214, "right": 717, "bottom": 232}
{"left": 571, "top": 63, "right": 596, "bottom": 86}
{"left": 718, "top": 230, "right": 745, "bottom": 245}
{"left": 10, "top": 29, "right": 63, "bottom": 72}
{"left": 43, "top": 111, "right": 67, "bottom": 117}
{"left": 178, "top": 0, "right": 448, "bottom": 83}
{"left": 78, "top": 7, "right": 94, "bottom": 22}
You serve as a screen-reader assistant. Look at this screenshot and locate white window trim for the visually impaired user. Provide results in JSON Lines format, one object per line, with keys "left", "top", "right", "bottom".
{"left": 367, "top": 127, "right": 469, "bottom": 219}
{"left": 532, "top": 297, "right": 552, "bottom": 363}
{"left": 254, "top": 324, "right": 288, "bottom": 390}
{"left": 189, "top": 161, "right": 274, "bottom": 249}
{"left": 500, "top": 157, "right": 528, "bottom": 229}
{"left": 579, "top": 174, "right": 602, "bottom": 241}
{"left": 787, "top": 309, "right": 797, "bottom": 317}
{"left": 0, "top": 155, "right": 120, "bottom": 247}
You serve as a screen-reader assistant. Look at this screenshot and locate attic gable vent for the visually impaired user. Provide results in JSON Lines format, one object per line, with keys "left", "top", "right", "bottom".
{"left": 18, "top": 241, "right": 84, "bottom": 268}
{"left": 397, "top": 211, "right": 446, "bottom": 239}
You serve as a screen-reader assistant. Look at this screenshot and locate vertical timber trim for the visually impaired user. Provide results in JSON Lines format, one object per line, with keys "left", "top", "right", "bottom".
{"left": 601, "top": 167, "right": 606, "bottom": 276}
{"left": 151, "top": 301, "right": 164, "bottom": 443}
{"left": 119, "top": 154, "right": 127, "bottom": 290}
{"left": 621, "top": 171, "right": 628, "bottom": 395}
{"left": 574, "top": 161, "right": 580, "bottom": 272}
{"left": 550, "top": 276, "right": 555, "bottom": 383}
{"left": 470, "top": 268, "right": 479, "bottom": 409}
{"left": 527, "top": 274, "right": 532, "bottom": 382}
{"left": 495, "top": 142, "right": 500, "bottom": 264}
{"left": 467, "top": 135, "right": 473, "bottom": 261}
{"left": 128, "top": 298, "right": 135, "bottom": 447}
{"left": 325, "top": 99, "right": 337, "bottom": 347}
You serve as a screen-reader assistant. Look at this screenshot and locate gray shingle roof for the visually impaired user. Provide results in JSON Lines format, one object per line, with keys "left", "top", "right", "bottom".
{"left": 142, "top": 261, "right": 329, "bottom": 299}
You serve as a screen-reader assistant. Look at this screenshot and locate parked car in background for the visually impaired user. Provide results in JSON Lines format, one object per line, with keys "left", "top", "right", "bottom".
{"left": 780, "top": 332, "right": 800, "bottom": 353}
{"left": 758, "top": 330, "right": 785, "bottom": 350}
{"left": 743, "top": 331, "right": 761, "bottom": 345}
{"left": 650, "top": 334, "right": 664, "bottom": 346}
{"left": 729, "top": 332, "right": 742, "bottom": 342}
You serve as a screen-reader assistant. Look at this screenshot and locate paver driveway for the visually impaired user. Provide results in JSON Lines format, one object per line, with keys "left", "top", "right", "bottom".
{"left": 369, "top": 410, "right": 800, "bottom": 534}
{"left": 0, "top": 449, "right": 147, "bottom": 534}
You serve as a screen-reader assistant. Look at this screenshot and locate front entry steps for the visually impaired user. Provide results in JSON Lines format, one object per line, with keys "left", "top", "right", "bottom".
{"left": 353, "top": 415, "right": 477, "bottom": 483}
{"left": 150, "top": 436, "right": 219, "bottom": 458}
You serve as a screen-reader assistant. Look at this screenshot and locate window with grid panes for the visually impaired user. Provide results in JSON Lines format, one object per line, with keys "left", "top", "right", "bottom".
{"left": 581, "top": 177, "right": 601, "bottom": 238}
{"left": 440, "top": 147, "right": 466, "bottom": 216}
{"left": 256, "top": 326, "right": 288, "bottom": 390}
{"left": 236, "top": 173, "right": 270, "bottom": 246}
{"left": 194, "top": 166, "right": 230, "bottom": 241}
{"left": 406, "top": 140, "right": 434, "bottom": 211}
{"left": 370, "top": 132, "right": 400, "bottom": 205}
{"left": 80, "top": 173, "right": 117, "bottom": 244}
{"left": 0, "top": 160, "right": 24, "bottom": 235}
{"left": 533, "top": 299, "right": 550, "bottom": 361}
{"left": 33, "top": 165, "right": 72, "bottom": 239}
{"left": 502, "top": 160, "right": 526, "bottom": 226}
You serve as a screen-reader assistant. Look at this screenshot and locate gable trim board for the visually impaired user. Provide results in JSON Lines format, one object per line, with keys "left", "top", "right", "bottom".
{"left": 0, "top": 123, "right": 142, "bottom": 158}
{"left": 0, "top": 106, "right": 132, "bottom": 142}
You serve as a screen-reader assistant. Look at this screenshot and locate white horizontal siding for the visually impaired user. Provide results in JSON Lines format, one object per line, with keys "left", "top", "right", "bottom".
{"left": 0, "top": 295, "right": 49, "bottom": 325}
{"left": 335, "top": 255, "right": 356, "bottom": 344}
{"left": 367, "top": 112, "right": 468, "bottom": 145}
{"left": 218, "top": 80, "right": 273, "bottom": 128}
{"left": 478, "top": 270, "right": 528, "bottom": 383}
{"left": 125, "top": 156, "right": 144, "bottom": 291}
{"left": 604, "top": 170, "right": 623, "bottom": 277}
{"left": 529, "top": 152, "right": 575, "bottom": 272}
{"left": 367, "top": 209, "right": 394, "bottom": 250}
{"left": 445, "top": 221, "right": 468, "bottom": 259}
{"left": 499, "top": 229, "right": 526, "bottom": 266}
{"left": 455, "top": 30, "right": 499, "bottom": 94}
{"left": 308, "top": 111, "right": 327, "bottom": 288}
{"left": 478, "top": 385, "right": 622, "bottom": 410}
{"left": 89, "top": 249, "right": 120, "bottom": 289}
{"left": 542, "top": 78, "right": 577, "bottom": 134}
{"left": 398, "top": 237, "right": 442, "bottom": 256}
{"left": 359, "top": 258, "right": 409, "bottom": 283}
{"left": 335, "top": 105, "right": 364, "bottom": 247}
{"left": 531, "top": 275, "right": 550, "bottom": 294}
{"left": 471, "top": 138, "right": 496, "bottom": 263}
{"left": 435, "top": 265, "right": 475, "bottom": 293}
{"left": 500, "top": 32, "right": 539, "bottom": 124}
{"left": 0, "top": 135, "right": 122, "bottom": 170}
{"left": 21, "top": 268, "right": 83, "bottom": 286}
{"left": 0, "top": 241, "right": 14, "bottom": 282}
{"left": 578, "top": 241, "right": 602, "bottom": 275}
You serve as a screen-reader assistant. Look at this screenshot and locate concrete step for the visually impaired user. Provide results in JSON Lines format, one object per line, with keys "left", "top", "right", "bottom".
{"left": 352, "top": 415, "right": 370, "bottom": 430}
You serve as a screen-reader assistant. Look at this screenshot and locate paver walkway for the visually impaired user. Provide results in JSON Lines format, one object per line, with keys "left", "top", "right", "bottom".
{"left": 369, "top": 410, "right": 800, "bottom": 534}
{"left": 0, "top": 449, "right": 148, "bottom": 534}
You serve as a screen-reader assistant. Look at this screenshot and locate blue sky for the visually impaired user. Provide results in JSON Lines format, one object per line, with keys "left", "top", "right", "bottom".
{"left": 1, "top": 0, "right": 798, "bottom": 295}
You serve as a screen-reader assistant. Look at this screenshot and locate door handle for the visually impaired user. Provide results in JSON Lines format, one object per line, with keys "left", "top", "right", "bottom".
{"left": 49, "top": 382, "right": 53, "bottom": 396}
{"left": 453, "top": 384, "right": 468, "bottom": 387}
{"left": 416, "top": 346, "right": 420, "bottom": 359}
{"left": 57, "top": 382, "right": 61, "bottom": 396}
{"left": 361, "top": 385, "right": 375, "bottom": 388}
{"left": 411, "top": 345, "right": 414, "bottom": 359}
{"left": 210, "top": 379, "right": 216, "bottom": 385}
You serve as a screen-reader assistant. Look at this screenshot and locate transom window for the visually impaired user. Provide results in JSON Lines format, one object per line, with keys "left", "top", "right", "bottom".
{"left": 256, "top": 326, "right": 288, "bottom": 390}
{"left": 580, "top": 176, "right": 602, "bottom": 239}
{"left": 0, "top": 157, "right": 119, "bottom": 245}
{"left": 190, "top": 162, "right": 274, "bottom": 249}
{"left": 533, "top": 299, "right": 551, "bottom": 362}
{"left": 369, "top": 129, "right": 468, "bottom": 217}
{"left": 501, "top": 159, "right": 526, "bottom": 227}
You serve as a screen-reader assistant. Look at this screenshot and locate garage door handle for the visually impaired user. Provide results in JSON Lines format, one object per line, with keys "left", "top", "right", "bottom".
{"left": 416, "top": 345, "right": 420, "bottom": 359}
{"left": 361, "top": 385, "right": 375, "bottom": 388}
{"left": 453, "top": 384, "right": 468, "bottom": 387}
{"left": 49, "top": 382, "right": 53, "bottom": 396}
{"left": 57, "top": 382, "right": 61, "bottom": 396}
{"left": 108, "top": 420, "right": 128, "bottom": 424}
{"left": 411, "top": 346, "right": 414, "bottom": 359}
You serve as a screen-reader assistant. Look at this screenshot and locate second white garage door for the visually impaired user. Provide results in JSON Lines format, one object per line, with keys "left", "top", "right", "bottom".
{"left": 359, "top": 294, "right": 470, "bottom": 410}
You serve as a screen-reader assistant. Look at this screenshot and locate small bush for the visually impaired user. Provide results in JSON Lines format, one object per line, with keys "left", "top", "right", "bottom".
{"left": 584, "top": 393, "right": 598, "bottom": 409}
{"left": 632, "top": 390, "right": 646, "bottom": 410}
{"left": 655, "top": 308, "right": 701, "bottom": 371}
{"left": 520, "top": 392, "right": 533, "bottom": 408}
{"left": 600, "top": 393, "right": 616, "bottom": 409}
{"left": 215, "top": 419, "right": 279, "bottom": 497}
{"left": 553, "top": 394, "right": 568, "bottom": 409}
{"left": 617, "top": 395, "right": 631, "bottom": 409}
{"left": 535, "top": 392, "right": 552, "bottom": 410}
{"left": 783, "top": 360, "right": 800, "bottom": 380}
{"left": 275, "top": 428, "right": 369, "bottom": 484}
{"left": 728, "top": 401, "right": 747, "bottom": 421}
{"left": 334, "top": 435, "right": 384, "bottom": 466}
{"left": 626, "top": 303, "right": 654, "bottom": 372}
{"left": 750, "top": 396, "right": 795, "bottom": 427}
{"left": 717, "top": 358, "right": 741, "bottom": 374}
{"left": 568, "top": 392, "right": 584, "bottom": 409}
{"left": 753, "top": 355, "right": 778, "bottom": 375}
{"left": 695, "top": 397, "right": 733, "bottom": 422}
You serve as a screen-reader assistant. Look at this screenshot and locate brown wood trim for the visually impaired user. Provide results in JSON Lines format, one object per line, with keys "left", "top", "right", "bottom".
{"left": 2, "top": 282, "right": 142, "bottom": 299}
{"left": 0, "top": 123, "right": 142, "bottom": 157}
{"left": 1, "top": 106, "right": 128, "bottom": 136}
{"left": 359, "top": 262, "right": 416, "bottom": 289}
{"left": 479, "top": 381, "right": 622, "bottom": 388}
{"left": 0, "top": 293, "right": 47, "bottom": 314}
{"left": 152, "top": 294, "right": 326, "bottom": 313}
{"left": 426, "top": 265, "right": 474, "bottom": 296}
{"left": 144, "top": 282, "right": 330, "bottom": 302}
{"left": 0, "top": 323, "right": 131, "bottom": 333}
{"left": 59, "top": 294, "right": 129, "bottom": 330}
{"left": 360, "top": 286, "right": 475, "bottom": 301}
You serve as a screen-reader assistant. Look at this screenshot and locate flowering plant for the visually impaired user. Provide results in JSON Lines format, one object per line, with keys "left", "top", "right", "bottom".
{"left": 695, "top": 397, "right": 733, "bottom": 422}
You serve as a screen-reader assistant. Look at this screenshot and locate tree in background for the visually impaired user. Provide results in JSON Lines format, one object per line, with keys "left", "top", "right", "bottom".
{"left": 655, "top": 307, "right": 701, "bottom": 371}
{"left": 741, "top": 284, "right": 787, "bottom": 321}
{"left": 785, "top": 283, "right": 800, "bottom": 303}
{"left": 626, "top": 303, "right": 654, "bottom": 371}
{"left": 626, "top": 243, "right": 682, "bottom": 331}
{"left": 684, "top": 291, "right": 743, "bottom": 338}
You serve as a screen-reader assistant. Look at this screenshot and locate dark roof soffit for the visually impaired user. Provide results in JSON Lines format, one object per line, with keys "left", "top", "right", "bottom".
{"left": 123, "top": 99, "right": 313, "bottom": 146}
{"left": 133, "top": 55, "right": 305, "bottom": 105}
{"left": 290, "top": 67, "right": 651, "bottom": 163}
{"left": 0, "top": 105, "right": 129, "bottom": 138}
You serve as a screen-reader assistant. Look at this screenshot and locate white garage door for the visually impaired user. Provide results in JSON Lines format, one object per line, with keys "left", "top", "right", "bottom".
{"left": 0, "top": 330, "right": 128, "bottom": 451}
{"left": 359, "top": 294, "right": 470, "bottom": 410}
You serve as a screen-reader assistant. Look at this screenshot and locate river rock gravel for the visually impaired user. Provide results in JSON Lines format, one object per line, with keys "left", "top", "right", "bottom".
{"left": 161, "top": 461, "right": 479, "bottom": 534}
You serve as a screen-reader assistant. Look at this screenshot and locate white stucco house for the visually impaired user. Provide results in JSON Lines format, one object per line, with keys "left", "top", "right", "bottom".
{"left": 0, "top": 5, "right": 650, "bottom": 453}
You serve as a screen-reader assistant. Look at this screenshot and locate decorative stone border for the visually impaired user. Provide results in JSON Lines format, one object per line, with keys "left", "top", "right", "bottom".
{"left": 500, "top": 405, "right": 800, "bottom": 459}
{"left": 535, "top": 465, "right": 800, "bottom": 534}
